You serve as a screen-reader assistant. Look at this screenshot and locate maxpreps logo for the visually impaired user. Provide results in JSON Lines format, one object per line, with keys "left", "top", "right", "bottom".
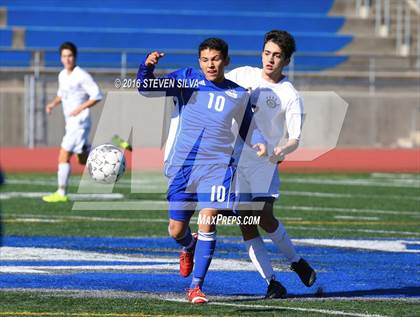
{"left": 197, "top": 214, "right": 260, "bottom": 225}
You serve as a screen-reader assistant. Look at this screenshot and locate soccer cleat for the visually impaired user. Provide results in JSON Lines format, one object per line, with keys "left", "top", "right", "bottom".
{"left": 179, "top": 233, "right": 198, "bottom": 277}
{"left": 112, "top": 134, "right": 132, "bottom": 152}
{"left": 42, "top": 191, "right": 69, "bottom": 203}
{"left": 265, "top": 278, "right": 287, "bottom": 299}
{"left": 291, "top": 258, "right": 316, "bottom": 287}
{"left": 187, "top": 286, "right": 208, "bottom": 304}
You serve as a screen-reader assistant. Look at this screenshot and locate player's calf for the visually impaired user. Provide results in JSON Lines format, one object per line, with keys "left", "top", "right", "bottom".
{"left": 291, "top": 258, "right": 316, "bottom": 287}
{"left": 179, "top": 232, "right": 198, "bottom": 277}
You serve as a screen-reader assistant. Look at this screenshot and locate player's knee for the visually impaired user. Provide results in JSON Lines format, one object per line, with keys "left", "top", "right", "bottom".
{"left": 168, "top": 222, "right": 187, "bottom": 240}
{"left": 198, "top": 223, "right": 216, "bottom": 233}
{"left": 58, "top": 149, "right": 71, "bottom": 163}
{"left": 260, "top": 216, "right": 279, "bottom": 233}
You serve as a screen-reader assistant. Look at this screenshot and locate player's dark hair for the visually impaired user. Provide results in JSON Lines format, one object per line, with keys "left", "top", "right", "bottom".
{"left": 263, "top": 30, "right": 296, "bottom": 60}
{"left": 59, "top": 41, "right": 77, "bottom": 58}
{"left": 198, "top": 38, "right": 228, "bottom": 60}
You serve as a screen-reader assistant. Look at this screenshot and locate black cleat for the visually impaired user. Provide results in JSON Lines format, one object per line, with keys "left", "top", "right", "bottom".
{"left": 291, "top": 258, "right": 316, "bottom": 287}
{"left": 265, "top": 279, "right": 287, "bottom": 299}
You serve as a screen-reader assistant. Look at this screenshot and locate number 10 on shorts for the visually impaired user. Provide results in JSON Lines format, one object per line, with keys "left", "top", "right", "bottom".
{"left": 210, "top": 185, "right": 226, "bottom": 202}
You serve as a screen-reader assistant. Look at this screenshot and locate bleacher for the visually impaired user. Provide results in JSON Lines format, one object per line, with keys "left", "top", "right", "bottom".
{"left": 0, "top": 0, "right": 352, "bottom": 71}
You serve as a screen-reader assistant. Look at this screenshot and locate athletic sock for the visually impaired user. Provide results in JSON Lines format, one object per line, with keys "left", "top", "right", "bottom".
{"left": 244, "top": 236, "right": 275, "bottom": 284}
{"left": 268, "top": 222, "right": 300, "bottom": 264}
{"left": 190, "top": 230, "right": 216, "bottom": 289}
{"left": 173, "top": 226, "right": 193, "bottom": 250}
{"left": 57, "top": 163, "right": 71, "bottom": 195}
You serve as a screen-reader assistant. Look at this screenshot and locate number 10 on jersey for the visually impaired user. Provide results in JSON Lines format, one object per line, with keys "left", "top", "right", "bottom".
{"left": 211, "top": 185, "right": 226, "bottom": 202}
{"left": 208, "top": 93, "right": 225, "bottom": 112}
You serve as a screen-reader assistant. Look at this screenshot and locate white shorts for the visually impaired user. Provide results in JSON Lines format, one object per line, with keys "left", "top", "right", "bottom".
{"left": 61, "top": 126, "right": 91, "bottom": 154}
{"left": 235, "top": 157, "right": 280, "bottom": 201}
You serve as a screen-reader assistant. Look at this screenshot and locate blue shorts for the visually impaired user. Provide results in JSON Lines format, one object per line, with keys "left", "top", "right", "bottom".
{"left": 165, "top": 164, "right": 236, "bottom": 222}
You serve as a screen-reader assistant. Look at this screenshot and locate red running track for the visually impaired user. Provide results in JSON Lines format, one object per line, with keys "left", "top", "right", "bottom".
{"left": 0, "top": 147, "right": 419, "bottom": 173}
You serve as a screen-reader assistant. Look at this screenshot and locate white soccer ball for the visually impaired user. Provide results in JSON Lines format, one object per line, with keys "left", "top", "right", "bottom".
{"left": 87, "top": 144, "right": 126, "bottom": 184}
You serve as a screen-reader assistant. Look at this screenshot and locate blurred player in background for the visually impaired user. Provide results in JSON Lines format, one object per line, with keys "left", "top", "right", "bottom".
{"left": 42, "top": 42, "right": 103, "bottom": 203}
{"left": 137, "top": 38, "right": 266, "bottom": 303}
{"left": 226, "top": 30, "right": 316, "bottom": 298}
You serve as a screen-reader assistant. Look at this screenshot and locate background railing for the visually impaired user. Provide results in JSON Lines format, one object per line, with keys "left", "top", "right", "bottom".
{"left": 355, "top": 0, "right": 420, "bottom": 56}
{"left": 0, "top": 48, "right": 418, "bottom": 79}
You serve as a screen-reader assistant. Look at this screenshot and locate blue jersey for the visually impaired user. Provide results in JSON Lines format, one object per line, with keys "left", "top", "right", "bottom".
{"left": 137, "top": 59, "right": 265, "bottom": 167}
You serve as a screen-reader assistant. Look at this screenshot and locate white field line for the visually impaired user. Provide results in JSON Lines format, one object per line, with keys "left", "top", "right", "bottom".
{"left": 4, "top": 186, "right": 420, "bottom": 201}
{"left": 6, "top": 176, "right": 420, "bottom": 189}
{"left": 0, "top": 192, "right": 124, "bottom": 200}
{"left": 71, "top": 200, "right": 420, "bottom": 215}
{"left": 3, "top": 214, "right": 168, "bottom": 223}
{"left": 0, "top": 247, "right": 257, "bottom": 272}
{"left": 370, "top": 173, "right": 420, "bottom": 179}
{"left": 282, "top": 190, "right": 420, "bottom": 201}
{"left": 334, "top": 216, "right": 380, "bottom": 221}
{"left": 165, "top": 298, "right": 389, "bottom": 317}
{"left": 3, "top": 213, "right": 303, "bottom": 224}
{"left": 291, "top": 238, "right": 420, "bottom": 253}
{"left": 281, "top": 177, "right": 420, "bottom": 188}
{"left": 2, "top": 227, "right": 420, "bottom": 254}
{"left": 283, "top": 205, "right": 419, "bottom": 216}
{"left": 6, "top": 178, "right": 167, "bottom": 190}
{"left": 4, "top": 218, "right": 63, "bottom": 223}
{"left": 288, "top": 226, "right": 420, "bottom": 236}
{"left": 2, "top": 288, "right": 419, "bottom": 303}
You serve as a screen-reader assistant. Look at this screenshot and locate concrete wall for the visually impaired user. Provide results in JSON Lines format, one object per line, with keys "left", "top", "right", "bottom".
{"left": 0, "top": 78, "right": 419, "bottom": 148}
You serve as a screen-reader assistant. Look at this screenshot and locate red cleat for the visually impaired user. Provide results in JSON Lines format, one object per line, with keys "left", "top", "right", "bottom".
{"left": 179, "top": 233, "right": 197, "bottom": 277}
{"left": 187, "top": 286, "right": 208, "bottom": 304}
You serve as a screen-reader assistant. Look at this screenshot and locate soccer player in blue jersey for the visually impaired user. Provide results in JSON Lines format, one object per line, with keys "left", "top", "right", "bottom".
{"left": 137, "top": 38, "right": 266, "bottom": 304}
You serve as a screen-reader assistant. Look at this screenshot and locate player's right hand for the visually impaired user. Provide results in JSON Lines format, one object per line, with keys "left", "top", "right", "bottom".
{"left": 145, "top": 51, "right": 165, "bottom": 66}
{"left": 253, "top": 143, "right": 267, "bottom": 158}
{"left": 45, "top": 103, "right": 54, "bottom": 114}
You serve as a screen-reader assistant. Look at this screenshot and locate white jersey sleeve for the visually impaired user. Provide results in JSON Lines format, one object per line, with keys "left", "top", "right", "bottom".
{"left": 285, "top": 96, "right": 304, "bottom": 141}
{"left": 80, "top": 70, "right": 103, "bottom": 101}
{"left": 225, "top": 66, "right": 256, "bottom": 88}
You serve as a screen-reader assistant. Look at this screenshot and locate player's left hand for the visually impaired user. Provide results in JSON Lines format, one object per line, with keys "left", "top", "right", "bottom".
{"left": 253, "top": 143, "right": 267, "bottom": 157}
{"left": 70, "top": 106, "right": 83, "bottom": 116}
{"left": 269, "top": 146, "right": 285, "bottom": 164}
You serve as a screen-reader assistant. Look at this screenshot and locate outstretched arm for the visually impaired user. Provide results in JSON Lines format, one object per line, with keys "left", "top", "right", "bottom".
{"left": 137, "top": 51, "right": 186, "bottom": 97}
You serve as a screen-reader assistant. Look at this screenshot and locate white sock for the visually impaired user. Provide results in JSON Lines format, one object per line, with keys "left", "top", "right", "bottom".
{"left": 57, "top": 163, "right": 71, "bottom": 195}
{"left": 268, "top": 222, "right": 301, "bottom": 264}
{"left": 244, "top": 236, "right": 275, "bottom": 285}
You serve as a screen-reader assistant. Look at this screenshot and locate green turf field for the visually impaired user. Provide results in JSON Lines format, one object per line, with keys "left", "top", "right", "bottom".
{"left": 0, "top": 172, "right": 419, "bottom": 317}
{"left": 2, "top": 172, "right": 419, "bottom": 238}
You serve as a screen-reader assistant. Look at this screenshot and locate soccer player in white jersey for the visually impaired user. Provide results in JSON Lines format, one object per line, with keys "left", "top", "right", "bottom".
{"left": 226, "top": 30, "right": 316, "bottom": 298}
{"left": 42, "top": 42, "right": 103, "bottom": 203}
